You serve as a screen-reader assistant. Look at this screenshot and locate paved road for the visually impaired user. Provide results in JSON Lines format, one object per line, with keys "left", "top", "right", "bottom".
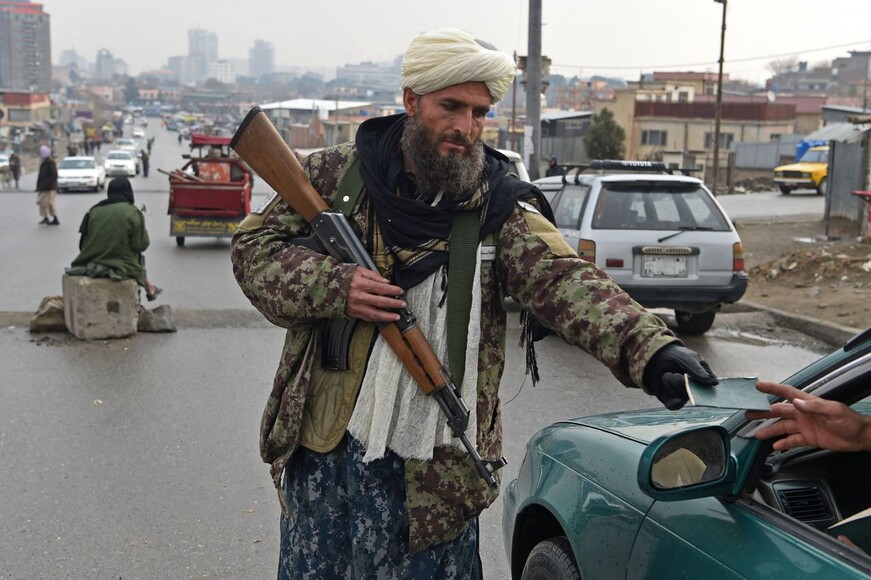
{"left": 0, "top": 124, "right": 837, "bottom": 578}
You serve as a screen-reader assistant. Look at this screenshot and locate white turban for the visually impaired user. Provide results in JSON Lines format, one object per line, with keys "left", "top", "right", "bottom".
{"left": 401, "top": 28, "right": 516, "bottom": 103}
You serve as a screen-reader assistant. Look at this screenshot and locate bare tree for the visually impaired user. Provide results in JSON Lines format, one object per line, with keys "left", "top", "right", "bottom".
{"left": 768, "top": 57, "right": 798, "bottom": 76}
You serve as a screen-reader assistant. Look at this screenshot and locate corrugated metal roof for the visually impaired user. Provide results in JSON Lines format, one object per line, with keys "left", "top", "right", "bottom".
{"left": 805, "top": 122, "right": 871, "bottom": 143}
{"left": 259, "top": 98, "right": 373, "bottom": 112}
{"left": 541, "top": 110, "right": 593, "bottom": 122}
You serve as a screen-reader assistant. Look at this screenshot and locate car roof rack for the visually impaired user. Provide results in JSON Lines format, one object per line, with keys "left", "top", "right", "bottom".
{"left": 558, "top": 159, "right": 697, "bottom": 184}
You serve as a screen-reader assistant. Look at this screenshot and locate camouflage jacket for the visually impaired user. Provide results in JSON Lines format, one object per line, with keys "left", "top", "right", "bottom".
{"left": 230, "top": 142, "right": 679, "bottom": 553}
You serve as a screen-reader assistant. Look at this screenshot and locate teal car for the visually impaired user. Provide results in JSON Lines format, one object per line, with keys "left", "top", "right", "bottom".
{"left": 503, "top": 328, "right": 871, "bottom": 579}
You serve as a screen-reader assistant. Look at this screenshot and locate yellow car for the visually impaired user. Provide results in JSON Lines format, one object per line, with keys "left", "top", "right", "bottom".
{"left": 773, "top": 145, "right": 829, "bottom": 195}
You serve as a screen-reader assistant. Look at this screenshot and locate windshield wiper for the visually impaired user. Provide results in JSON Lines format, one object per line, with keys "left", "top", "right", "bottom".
{"left": 657, "top": 226, "right": 714, "bottom": 243}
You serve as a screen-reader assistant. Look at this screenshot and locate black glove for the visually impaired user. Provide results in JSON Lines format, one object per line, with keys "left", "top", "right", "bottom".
{"left": 643, "top": 343, "right": 718, "bottom": 410}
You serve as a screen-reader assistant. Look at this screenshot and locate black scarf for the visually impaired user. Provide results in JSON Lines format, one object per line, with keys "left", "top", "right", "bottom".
{"left": 355, "top": 113, "right": 545, "bottom": 289}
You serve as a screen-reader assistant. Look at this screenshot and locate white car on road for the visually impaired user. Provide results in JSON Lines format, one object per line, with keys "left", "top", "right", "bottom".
{"left": 58, "top": 156, "right": 107, "bottom": 193}
{"left": 104, "top": 150, "right": 138, "bottom": 177}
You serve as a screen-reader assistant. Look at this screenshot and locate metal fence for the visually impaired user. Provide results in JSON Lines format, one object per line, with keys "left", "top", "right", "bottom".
{"left": 733, "top": 135, "right": 803, "bottom": 169}
{"left": 829, "top": 140, "right": 865, "bottom": 221}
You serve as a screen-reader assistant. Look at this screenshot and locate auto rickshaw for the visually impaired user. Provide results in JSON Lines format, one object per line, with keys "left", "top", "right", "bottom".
{"left": 165, "top": 133, "right": 252, "bottom": 247}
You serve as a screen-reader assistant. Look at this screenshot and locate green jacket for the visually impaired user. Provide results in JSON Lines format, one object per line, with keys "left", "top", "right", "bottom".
{"left": 69, "top": 202, "right": 150, "bottom": 287}
{"left": 230, "top": 141, "right": 679, "bottom": 553}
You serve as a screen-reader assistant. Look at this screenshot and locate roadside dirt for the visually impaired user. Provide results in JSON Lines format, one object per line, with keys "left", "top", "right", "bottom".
{"left": 736, "top": 215, "right": 871, "bottom": 332}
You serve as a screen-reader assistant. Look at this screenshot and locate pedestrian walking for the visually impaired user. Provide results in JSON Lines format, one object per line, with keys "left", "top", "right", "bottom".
{"left": 231, "top": 27, "right": 717, "bottom": 579}
{"left": 36, "top": 146, "right": 59, "bottom": 226}
{"left": 140, "top": 150, "right": 149, "bottom": 177}
{"left": 8, "top": 152, "right": 21, "bottom": 189}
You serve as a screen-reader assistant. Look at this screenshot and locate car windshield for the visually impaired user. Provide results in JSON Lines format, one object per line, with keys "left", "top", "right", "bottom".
{"left": 799, "top": 149, "right": 828, "bottom": 163}
{"left": 107, "top": 152, "right": 132, "bottom": 160}
{"left": 59, "top": 159, "right": 94, "bottom": 169}
{"left": 593, "top": 185, "right": 731, "bottom": 231}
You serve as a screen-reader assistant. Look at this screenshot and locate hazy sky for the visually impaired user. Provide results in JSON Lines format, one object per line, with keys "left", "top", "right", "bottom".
{"left": 42, "top": 0, "right": 871, "bottom": 85}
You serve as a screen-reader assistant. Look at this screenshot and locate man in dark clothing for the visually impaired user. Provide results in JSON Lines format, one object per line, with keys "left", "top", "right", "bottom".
{"left": 140, "top": 150, "right": 150, "bottom": 177}
{"left": 67, "top": 177, "right": 162, "bottom": 301}
{"left": 8, "top": 153, "right": 21, "bottom": 189}
{"left": 36, "top": 145, "right": 59, "bottom": 225}
{"left": 545, "top": 156, "right": 565, "bottom": 176}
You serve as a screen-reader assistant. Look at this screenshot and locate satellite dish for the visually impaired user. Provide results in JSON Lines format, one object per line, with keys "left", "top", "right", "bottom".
{"left": 766, "top": 90, "right": 776, "bottom": 103}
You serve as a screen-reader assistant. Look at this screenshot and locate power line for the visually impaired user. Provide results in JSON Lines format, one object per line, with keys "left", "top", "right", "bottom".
{"left": 550, "top": 38, "right": 871, "bottom": 72}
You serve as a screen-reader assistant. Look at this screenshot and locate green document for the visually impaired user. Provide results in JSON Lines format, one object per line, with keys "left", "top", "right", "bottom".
{"left": 829, "top": 506, "right": 871, "bottom": 554}
{"left": 685, "top": 376, "right": 771, "bottom": 411}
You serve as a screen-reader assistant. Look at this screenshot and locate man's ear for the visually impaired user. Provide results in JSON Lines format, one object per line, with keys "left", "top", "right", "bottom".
{"left": 403, "top": 88, "right": 420, "bottom": 117}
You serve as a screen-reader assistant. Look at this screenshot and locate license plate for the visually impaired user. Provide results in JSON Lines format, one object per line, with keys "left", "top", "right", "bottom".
{"left": 642, "top": 255, "right": 687, "bottom": 277}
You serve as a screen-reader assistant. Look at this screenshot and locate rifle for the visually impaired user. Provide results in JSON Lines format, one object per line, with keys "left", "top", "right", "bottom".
{"left": 230, "top": 106, "right": 506, "bottom": 488}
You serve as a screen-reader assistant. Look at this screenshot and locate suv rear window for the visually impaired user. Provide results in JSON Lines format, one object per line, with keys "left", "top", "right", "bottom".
{"left": 592, "top": 184, "right": 731, "bottom": 231}
{"left": 551, "top": 184, "right": 591, "bottom": 229}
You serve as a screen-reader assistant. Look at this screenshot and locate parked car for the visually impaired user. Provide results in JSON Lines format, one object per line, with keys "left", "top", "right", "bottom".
{"left": 497, "top": 149, "right": 531, "bottom": 182}
{"left": 0, "top": 152, "right": 9, "bottom": 171}
{"left": 774, "top": 145, "right": 829, "bottom": 195}
{"left": 534, "top": 160, "right": 747, "bottom": 335}
{"left": 103, "top": 150, "right": 138, "bottom": 177}
{"left": 503, "top": 327, "right": 871, "bottom": 579}
{"left": 57, "top": 156, "right": 107, "bottom": 193}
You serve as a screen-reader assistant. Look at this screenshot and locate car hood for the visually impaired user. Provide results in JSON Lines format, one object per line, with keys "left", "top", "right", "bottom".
{"left": 59, "top": 169, "right": 98, "bottom": 177}
{"left": 774, "top": 161, "right": 826, "bottom": 172}
{"left": 558, "top": 406, "right": 736, "bottom": 444}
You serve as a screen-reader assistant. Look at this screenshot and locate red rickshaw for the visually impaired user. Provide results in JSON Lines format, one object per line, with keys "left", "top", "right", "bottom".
{"left": 166, "top": 133, "right": 252, "bottom": 247}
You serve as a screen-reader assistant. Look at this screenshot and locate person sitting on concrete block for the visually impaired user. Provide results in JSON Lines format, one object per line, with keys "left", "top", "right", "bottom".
{"left": 66, "top": 176, "right": 162, "bottom": 301}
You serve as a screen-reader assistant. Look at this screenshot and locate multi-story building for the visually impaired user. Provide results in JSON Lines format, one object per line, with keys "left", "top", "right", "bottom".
{"left": 0, "top": 0, "right": 51, "bottom": 92}
{"left": 208, "top": 60, "right": 235, "bottom": 85}
{"left": 94, "top": 48, "right": 114, "bottom": 81}
{"left": 188, "top": 28, "right": 218, "bottom": 83}
{"left": 248, "top": 39, "right": 274, "bottom": 81}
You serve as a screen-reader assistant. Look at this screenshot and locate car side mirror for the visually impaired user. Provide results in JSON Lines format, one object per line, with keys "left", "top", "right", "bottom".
{"left": 638, "top": 425, "right": 737, "bottom": 501}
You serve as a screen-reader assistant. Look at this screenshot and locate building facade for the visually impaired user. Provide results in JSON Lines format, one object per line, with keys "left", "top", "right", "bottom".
{"left": 248, "top": 39, "right": 274, "bottom": 81}
{"left": 0, "top": 0, "right": 51, "bottom": 92}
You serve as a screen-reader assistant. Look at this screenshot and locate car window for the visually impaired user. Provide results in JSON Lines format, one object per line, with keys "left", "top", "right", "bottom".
{"left": 593, "top": 185, "right": 731, "bottom": 231}
{"left": 799, "top": 149, "right": 828, "bottom": 163}
{"left": 553, "top": 184, "right": 591, "bottom": 229}
{"left": 60, "top": 159, "right": 94, "bottom": 169}
{"left": 108, "top": 152, "right": 131, "bottom": 160}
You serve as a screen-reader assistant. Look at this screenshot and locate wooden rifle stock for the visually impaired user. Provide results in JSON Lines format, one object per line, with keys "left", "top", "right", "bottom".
{"left": 231, "top": 107, "right": 506, "bottom": 486}
{"left": 230, "top": 106, "right": 329, "bottom": 224}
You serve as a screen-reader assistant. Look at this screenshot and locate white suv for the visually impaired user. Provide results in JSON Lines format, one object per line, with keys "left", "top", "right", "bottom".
{"left": 535, "top": 160, "right": 747, "bottom": 335}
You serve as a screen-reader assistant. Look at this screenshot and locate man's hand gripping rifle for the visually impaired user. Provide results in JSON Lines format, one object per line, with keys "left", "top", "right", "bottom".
{"left": 230, "top": 107, "right": 506, "bottom": 488}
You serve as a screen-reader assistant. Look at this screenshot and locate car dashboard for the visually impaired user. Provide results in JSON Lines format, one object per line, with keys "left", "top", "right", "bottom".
{"left": 754, "top": 447, "right": 871, "bottom": 531}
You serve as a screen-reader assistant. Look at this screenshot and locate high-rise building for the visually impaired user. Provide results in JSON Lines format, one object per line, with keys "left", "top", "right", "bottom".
{"left": 0, "top": 0, "right": 52, "bottom": 92}
{"left": 188, "top": 28, "right": 218, "bottom": 82}
{"left": 95, "top": 48, "right": 114, "bottom": 81}
{"left": 248, "top": 39, "right": 274, "bottom": 81}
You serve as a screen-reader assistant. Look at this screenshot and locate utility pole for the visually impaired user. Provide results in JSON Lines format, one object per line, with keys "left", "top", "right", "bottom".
{"left": 511, "top": 51, "right": 518, "bottom": 151}
{"left": 526, "top": 0, "right": 542, "bottom": 180}
{"left": 711, "top": 0, "right": 727, "bottom": 195}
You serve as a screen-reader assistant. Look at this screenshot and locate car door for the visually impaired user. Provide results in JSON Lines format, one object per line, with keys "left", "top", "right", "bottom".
{"left": 628, "top": 352, "right": 871, "bottom": 579}
{"left": 627, "top": 495, "right": 868, "bottom": 579}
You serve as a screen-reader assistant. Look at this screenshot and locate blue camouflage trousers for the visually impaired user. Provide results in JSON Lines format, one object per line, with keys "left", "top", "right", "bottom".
{"left": 278, "top": 433, "right": 482, "bottom": 580}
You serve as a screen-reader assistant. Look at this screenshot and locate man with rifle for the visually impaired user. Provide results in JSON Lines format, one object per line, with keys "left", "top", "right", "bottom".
{"left": 230, "top": 28, "right": 718, "bottom": 579}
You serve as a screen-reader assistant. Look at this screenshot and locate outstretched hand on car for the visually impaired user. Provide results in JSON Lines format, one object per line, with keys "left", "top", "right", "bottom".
{"left": 643, "top": 343, "right": 718, "bottom": 410}
{"left": 746, "top": 381, "right": 871, "bottom": 452}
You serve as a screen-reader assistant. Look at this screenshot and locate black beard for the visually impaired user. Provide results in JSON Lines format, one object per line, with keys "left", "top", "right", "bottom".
{"left": 400, "top": 114, "right": 484, "bottom": 202}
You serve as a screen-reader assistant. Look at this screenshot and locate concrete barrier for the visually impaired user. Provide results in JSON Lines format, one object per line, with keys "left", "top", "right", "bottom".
{"left": 62, "top": 274, "right": 139, "bottom": 340}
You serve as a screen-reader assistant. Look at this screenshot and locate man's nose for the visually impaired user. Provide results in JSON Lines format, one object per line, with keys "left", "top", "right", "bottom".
{"left": 452, "top": 110, "right": 474, "bottom": 139}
